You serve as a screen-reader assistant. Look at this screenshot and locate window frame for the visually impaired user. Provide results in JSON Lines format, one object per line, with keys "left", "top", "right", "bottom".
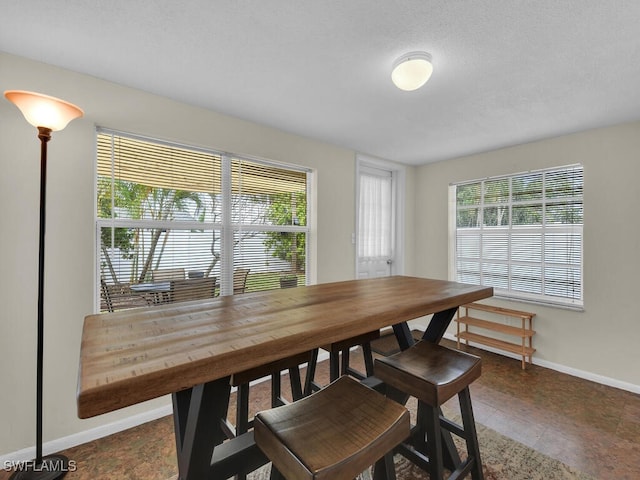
{"left": 95, "top": 128, "right": 312, "bottom": 311}
{"left": 449, "top": 164, "right": 584, "bottom": 310}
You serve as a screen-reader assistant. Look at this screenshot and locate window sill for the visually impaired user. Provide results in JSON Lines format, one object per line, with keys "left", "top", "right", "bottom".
{"left": 493, "top": 293, "right": 584, "bottom": 312}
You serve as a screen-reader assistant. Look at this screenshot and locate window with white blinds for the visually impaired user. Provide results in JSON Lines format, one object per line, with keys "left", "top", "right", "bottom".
{"left": 452, "top": 165, "right": 583, "bottom": 308}
{"left": 96, "top": 129, "right": 310, "bottom": 312}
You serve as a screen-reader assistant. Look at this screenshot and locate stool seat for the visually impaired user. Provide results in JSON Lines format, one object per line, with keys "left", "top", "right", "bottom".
{"left": 375, "top": 341, "right": 481, "bottom": 406}
{"left": 255, "top": 375, "right": 410, "bottom": 480}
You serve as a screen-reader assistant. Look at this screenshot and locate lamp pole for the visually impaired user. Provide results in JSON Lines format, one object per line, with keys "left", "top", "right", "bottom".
{"left": 35, "top": 126, "right": 51, "bottom": 467}
{"left": 4, "top": 91, "right": 83, "bottom": 480}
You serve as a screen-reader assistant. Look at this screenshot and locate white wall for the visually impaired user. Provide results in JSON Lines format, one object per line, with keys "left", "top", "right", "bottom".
{"left": 0, "top": 52, "right": 357, "bottom": 456}
{"left": 414, "top": 122, "right": 640, "bottom": 389}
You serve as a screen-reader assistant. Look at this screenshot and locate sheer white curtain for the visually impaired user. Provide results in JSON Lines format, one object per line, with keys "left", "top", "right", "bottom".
{"left": 358, "top": 168, "right": 392, "bottom": 260}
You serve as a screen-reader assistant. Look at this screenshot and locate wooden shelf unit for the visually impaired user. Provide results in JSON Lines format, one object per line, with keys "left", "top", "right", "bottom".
{"left": 455, "top": 302, "right": 536, "bottom": 369}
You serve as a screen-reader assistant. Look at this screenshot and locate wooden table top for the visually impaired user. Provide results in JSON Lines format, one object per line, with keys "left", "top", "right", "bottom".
{"left": 77, "top": 276, "right": 492, "bottom": 419}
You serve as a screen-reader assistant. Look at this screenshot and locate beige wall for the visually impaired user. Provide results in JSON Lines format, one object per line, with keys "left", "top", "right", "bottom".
{"left": 0, "top": 52, "right": 357, "bottom": 455}
{"left": 414, "top": 122, "right": 640, "bottom": 389}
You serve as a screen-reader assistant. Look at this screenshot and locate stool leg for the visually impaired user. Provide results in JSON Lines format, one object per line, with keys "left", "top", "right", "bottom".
{"left": 271, "top": 372, "right": 282, "bottom": 407}
{"left": 269, "top": 465, "right": 285, "bottom": 480}
{"left": 303, "top": 348, "right": 320, "bottom": 395}
{"left": 288, "top": 366, "right": 304, "bottom": 401}
{"left": 234, "top": 386, "right": 251, "bottom": 480}
{"left": 458, "top": 387, "right": 484, "bottom": 480}
{"left": 423, "top": 402, "right": 444, "bottom": 480}
{"left": 373, "top": 452, "right": 397, "bottom": 480}
{"left": 236, "top": 383, "right": 250, "bottom": 435}
{"left": 362, "top": 342, "right": 375, "bottom": 377}
{"left": 440, "top": 405, "right": 462, "bottom": 472}
{"left": 414, "top": 401, "right": 429, "bottom": 453}
{"left": 341, "top": 348, "right": 350, "bottom": 376}
{"left": 418, "top": 403, "right": 462, "bottom": 472}
{"left": 329, "top": 350, "right": 340, "bottom": 381}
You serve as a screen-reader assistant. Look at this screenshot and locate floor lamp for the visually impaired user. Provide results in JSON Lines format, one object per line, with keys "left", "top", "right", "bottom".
{"left": 4, "top": 91, "right": 83, "bottom": 480}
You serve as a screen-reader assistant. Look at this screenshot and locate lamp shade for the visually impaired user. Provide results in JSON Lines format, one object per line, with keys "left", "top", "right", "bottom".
{"left": 391, "top": 52, "right": 433, "bottom": 91}
{"left": 4, "top": 90, "right": 83, "bottom": 131}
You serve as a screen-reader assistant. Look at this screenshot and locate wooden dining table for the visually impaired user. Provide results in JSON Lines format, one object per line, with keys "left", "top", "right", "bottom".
{"left": 77, "top": 275, "right": 492, "bottom": 479}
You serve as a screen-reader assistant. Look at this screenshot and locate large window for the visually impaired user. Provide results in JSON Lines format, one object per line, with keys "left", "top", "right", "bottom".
{"left": 452, "top": 165, "right": 583, "bottom": 308}
{"left": 96, "top": 129, "right": 310, "bottom": 312}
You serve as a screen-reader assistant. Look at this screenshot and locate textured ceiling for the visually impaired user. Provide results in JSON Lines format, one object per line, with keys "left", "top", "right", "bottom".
{"left": 2, "top": 1, "right": 640, "bottom": 165}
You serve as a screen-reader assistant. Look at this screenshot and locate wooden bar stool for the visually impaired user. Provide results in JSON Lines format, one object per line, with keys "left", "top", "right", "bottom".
{"left": 254, "top": 375, "right": 410, "bottom": 480}
{"left": 304, "top": 330, "right": 380, "bottom": 394}
{"left": 374, "top": 341, "right": 484, "bottom": 480}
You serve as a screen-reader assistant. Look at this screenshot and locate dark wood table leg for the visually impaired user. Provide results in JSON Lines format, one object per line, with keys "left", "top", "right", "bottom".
{"left": 172, "top": 377, "right": 272, "bottom": 479}
{"left": 421, "top": 307, "right": 459, "bottom": 343}
{"left": 392, "top": 306, "right": 459, "bottom": 350}
{"left": 392, "top": 321, "right": 416, "bottom": 351}
{"left": 172, "top": 377, "right": 231, "bottom": 480}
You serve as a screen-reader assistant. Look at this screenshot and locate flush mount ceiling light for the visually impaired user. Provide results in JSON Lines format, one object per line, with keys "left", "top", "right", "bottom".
{"left": 391, "top": 52, "right": 433, "bottom": 91}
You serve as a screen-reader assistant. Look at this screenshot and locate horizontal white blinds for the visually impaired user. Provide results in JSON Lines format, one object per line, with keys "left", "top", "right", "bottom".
{"left": 97, "top": 133, "right": 222, "bottom": 195}
{"left": 97, "top": 130, "right": 309, "bottom": 311}
{"left": 454, "top": 165, "right": 583, "bottom": 307}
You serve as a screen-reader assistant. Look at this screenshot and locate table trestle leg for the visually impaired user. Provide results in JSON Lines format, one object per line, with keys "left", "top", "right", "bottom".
{"left": 172, "top": 378, "right": 231, "bottom": 479}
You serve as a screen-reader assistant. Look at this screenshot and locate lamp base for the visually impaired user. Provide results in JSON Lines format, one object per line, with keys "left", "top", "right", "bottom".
{"left": 8, "top": 454, "right": 70, "bottom": 480}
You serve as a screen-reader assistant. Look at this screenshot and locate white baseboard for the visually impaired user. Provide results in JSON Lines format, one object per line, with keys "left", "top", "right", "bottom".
{"left": 443, "top": 332, "right": 640, "bottom": 395}
{"left": 1, "top": 350, "right": 331, "bottom": 464}
{"left": 0, "top": 403, "right": 173, "bottom": 465}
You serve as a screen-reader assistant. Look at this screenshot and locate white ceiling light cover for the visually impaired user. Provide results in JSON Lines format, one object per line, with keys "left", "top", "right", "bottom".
{"left": 391, "top": 52, "right": 433, "bottom": 91}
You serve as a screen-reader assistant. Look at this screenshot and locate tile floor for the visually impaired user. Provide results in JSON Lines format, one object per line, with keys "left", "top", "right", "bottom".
{"left": 445, "top": 339, "right": 640, "bottom": 479}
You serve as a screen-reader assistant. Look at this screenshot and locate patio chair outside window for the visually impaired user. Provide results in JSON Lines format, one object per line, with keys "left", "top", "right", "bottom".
{"left": 170, "top": 277, "right": 218, "bottom": 303}
{"left": 233, "top": 268, "right": 250, "bottom": 294}
{"left": 152, "top": 268, "right": 186, "bottom": 281}
{"left": 100, "top": 278, "right": 150, "bottom": 312}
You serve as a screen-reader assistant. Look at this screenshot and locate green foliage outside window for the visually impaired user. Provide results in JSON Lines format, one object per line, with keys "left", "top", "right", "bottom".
{"left": 263, "top": 192, "right": 307, "bottom": 272}
{"left": 98, "top": 177, "right": 204, "bottom": 283}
